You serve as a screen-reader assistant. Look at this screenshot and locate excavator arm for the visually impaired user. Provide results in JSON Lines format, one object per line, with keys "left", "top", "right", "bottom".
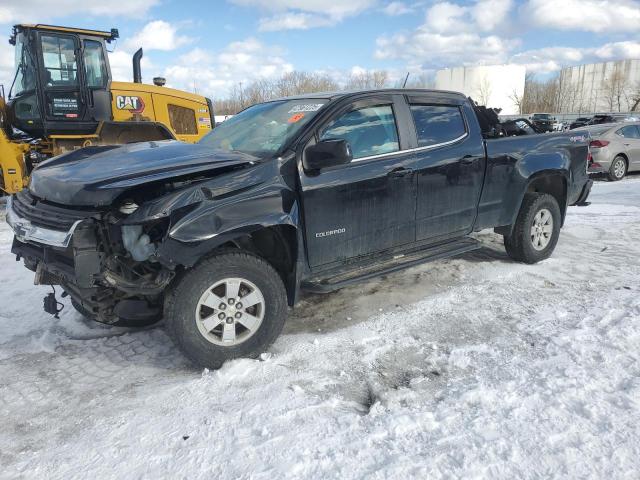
{"left": 0, "top": 97, "right": 29, "bottom": 195}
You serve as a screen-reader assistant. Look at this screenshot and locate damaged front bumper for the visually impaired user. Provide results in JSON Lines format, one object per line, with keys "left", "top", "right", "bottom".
{"left": 6, "top": 195, "right": 170, "bottom": 325}
{"left": 5, "top": 196, "right": 83, "bottom": 248}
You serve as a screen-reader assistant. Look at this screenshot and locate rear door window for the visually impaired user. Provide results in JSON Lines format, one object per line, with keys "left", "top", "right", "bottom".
{"left": 320, "top": 105, "right": 399, "bottom": 159}
{"left": 617, "top": 125, "right": 640, "bottom": 138}
{"left": 409, "top": 105, "right": 466, "bottom": 147}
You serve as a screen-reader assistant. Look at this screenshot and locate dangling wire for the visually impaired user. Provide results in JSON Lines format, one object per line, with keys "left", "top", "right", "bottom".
{"left": 45, "top": 285, "right": 65, "bottom": 319}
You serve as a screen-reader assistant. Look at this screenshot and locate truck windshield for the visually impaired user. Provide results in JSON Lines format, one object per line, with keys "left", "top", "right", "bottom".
{"left": 9, "top": 33, "right": 37, "bottom": 98}
{"left": 199, "top": 99, "right": 328, "bottom": 158}
{"left": 533, "top": 114, "right": 551, "bottom": 120}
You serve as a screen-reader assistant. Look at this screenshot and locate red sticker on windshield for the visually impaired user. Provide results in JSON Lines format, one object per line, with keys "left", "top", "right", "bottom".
{"left": 288, "top": 113, "right": 305, "bottom": 123}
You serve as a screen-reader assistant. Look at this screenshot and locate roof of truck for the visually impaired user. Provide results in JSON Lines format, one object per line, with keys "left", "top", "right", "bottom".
{"left": 270, "top": 88, "right": 468, "bottom": 102}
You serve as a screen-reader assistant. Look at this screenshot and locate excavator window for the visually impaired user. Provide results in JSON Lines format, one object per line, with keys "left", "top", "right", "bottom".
{"left": 83, "top": 40, "right": 107, "bottom": 88}
{"left": 9, "top": 33, "right": 36, "bottom": 97}
{"left": 40, "top": 34, "right": 78, "bottom": 86}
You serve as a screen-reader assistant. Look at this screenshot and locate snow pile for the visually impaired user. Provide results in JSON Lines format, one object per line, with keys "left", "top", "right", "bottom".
{"left": 1, "top": 178, "right": 639, "bottom": 479}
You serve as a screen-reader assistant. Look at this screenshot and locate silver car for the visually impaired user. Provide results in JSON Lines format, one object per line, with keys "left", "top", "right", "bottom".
{"left": 588, "top": 122, "right": 640, "bottom": 181}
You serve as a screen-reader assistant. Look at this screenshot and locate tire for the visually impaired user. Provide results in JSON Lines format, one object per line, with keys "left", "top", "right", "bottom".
{"left": 164, "top": 251, "right": 287, "bottom": 369}
{"left": 504, "top": 193, "right": 561, "bottom": 264}
{"left": 608, "top": 155, "right": 627, "bottom": 181}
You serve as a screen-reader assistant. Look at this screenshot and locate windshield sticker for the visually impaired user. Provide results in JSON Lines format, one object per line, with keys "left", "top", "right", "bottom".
{"left": 288, "top": 104, "right": 324, "bottom": 113}
{"left": 288, "top": 113, "right": 305, "bottom": 123}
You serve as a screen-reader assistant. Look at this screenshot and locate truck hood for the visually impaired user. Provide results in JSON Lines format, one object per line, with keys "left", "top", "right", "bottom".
{"left": 28, "top": 141, "right": 258, "bottom": 207}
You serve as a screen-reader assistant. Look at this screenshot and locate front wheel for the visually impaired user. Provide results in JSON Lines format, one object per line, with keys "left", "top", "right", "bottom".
{"left": 504, "top": 193, "right": 561, "bottom": 264}
{"left": 608, "top": 156, "right": 627, "bottom": 181}
{"left": 164, "top": 251, "right": 287, "bottom": 369}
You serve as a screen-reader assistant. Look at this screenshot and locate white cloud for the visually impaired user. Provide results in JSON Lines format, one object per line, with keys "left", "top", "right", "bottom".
{"left": 523, "top": 0, "right": 640, "bottom": 33}
{"left": 0, "top": 0, "right": 158, "bottom": 24}
{"left": 425, "top": 2, "right": 468, "bottom": 33}
{"left": 472, "top": 0, "right": 513, "bottom": 32}
{"left": 511, "top": 41, "right": 640, "bottom": 74}
{"left": 375, "top": 0, "right": 516, "bottom": 68}
{"left": 125, "top": 21, "right": 192, "bottom": 52}
{"left": 162, "top": 39, "right": 294, "bottom": 98}
{"left": 230, "top": 0, "right": 376, "bottom": 30}
{"left": 382, "top": 2, "right": 413, "bottom": 16}
{"left": 258, "top": 12, "right": 334, "bottom": 31}
{"left": 108, "top": 50, "right": 154, "bottom": 83}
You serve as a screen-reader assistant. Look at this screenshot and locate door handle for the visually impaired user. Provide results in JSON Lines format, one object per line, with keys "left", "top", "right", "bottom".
{"left": 461, "top": 156, "right": 476, "bottom": 165}
{"left": 387, "top": 167, "right": 414, "bottom": 178}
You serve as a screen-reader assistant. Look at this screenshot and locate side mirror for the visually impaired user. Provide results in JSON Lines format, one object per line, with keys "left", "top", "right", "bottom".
{"left": 303, "top": 139, "right": 353, "bottom": 171}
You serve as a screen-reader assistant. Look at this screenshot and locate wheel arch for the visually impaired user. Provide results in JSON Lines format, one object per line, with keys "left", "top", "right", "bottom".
{"left": 495, "top": 170, "right": 568, "bottom": 237}
{"left": 159, "top": 222, "right": 301, "bottom": 306}
{"left": 525, "top": 172, "right": 568, "bottom": 224}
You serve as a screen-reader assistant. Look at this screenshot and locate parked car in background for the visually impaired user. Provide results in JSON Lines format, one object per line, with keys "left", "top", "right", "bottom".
{"left": 530, "top": 113, "right": 554, "bottom": 132}
{"left": 500, "top": 119, "right": 541, "bottom": 136}
{"left": 570, "top": 117, "right": 591, "bottom": 130}
{"left": 552, "top": 121, "right": 566, "bottom": 131}
{"left": 588, "top": 114, "right": 640, "bottom": 125}
{"left": 587, "top": 122, "right": 640, "bottom": 180}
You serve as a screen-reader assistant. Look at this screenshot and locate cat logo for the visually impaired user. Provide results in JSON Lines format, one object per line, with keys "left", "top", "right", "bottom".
{"left": 116, "top": 95, "right": 145, "bottom": 113}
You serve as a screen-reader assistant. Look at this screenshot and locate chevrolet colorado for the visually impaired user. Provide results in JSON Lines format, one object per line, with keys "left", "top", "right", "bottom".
{"left": 6, "top": 89, "right": 593, "bottom": 368}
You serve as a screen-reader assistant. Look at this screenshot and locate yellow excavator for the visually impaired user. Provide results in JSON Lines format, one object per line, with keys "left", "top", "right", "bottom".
{"left": 1, "top": 24, "right": 214, "bottom": 194}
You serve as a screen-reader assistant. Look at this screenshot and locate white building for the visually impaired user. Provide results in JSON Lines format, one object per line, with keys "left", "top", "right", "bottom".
{"left": 435, "top": 65, "right": 526, "bottom": 115}
{"left": 558, "top": 60, "right": 640, "bottom": 113}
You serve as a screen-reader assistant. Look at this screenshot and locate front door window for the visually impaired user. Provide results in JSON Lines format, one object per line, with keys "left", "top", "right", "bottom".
{"left": 320, "top": 105, "right": 399, "bottom": 159}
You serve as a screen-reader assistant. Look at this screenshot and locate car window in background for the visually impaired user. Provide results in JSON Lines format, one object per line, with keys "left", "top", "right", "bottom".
{"left": 409, "top": 105, "right": 466, "bottom": 147}
{"left": 321, "top": 105, "right": 399, "bottom": 159}
{"left": 617, "top": 125, "right": 640, "bottom": 139}
{"left": 199, "top": 99, "right": 328, "bottom": 158}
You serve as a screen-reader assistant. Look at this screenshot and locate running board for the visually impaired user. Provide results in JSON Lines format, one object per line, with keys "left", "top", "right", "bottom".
{"left": 301, "top": 237, "right": 480, "bottom": 293}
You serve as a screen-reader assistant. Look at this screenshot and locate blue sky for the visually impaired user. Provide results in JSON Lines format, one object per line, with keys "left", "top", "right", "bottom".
{"left": 1, "top": 0, "right": 639, "bottom": 98}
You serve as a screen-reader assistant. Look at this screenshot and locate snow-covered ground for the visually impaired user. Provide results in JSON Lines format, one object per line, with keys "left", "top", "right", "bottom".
{"left": 1, "top": 177, "right": 639, "bottom": 479}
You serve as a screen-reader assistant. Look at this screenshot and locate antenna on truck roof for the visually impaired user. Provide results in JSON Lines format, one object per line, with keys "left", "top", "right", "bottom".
{"left": 402, "top": 72, "right": 410, "bottom": 88}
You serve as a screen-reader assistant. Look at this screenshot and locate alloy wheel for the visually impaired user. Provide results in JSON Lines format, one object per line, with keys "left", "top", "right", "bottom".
{"left": 195, "top": 277, "right": 265, "bottom": 346}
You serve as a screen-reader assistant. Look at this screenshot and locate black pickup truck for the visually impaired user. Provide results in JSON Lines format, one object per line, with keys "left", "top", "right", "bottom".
{"left": 6, "top": 89, "right": 593, "bottom": 368}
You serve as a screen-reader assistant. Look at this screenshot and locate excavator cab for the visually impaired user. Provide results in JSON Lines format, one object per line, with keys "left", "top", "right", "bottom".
{"left": 7, "top": 24, "right": 117, "bottom": 138}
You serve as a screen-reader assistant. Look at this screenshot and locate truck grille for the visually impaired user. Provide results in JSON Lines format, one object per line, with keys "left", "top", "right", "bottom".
{"left": 12, "top": 190, "right": 100, "bottom": 231}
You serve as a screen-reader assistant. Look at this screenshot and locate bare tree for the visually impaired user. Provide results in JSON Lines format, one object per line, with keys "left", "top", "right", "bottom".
{"left": 212, "top": 71, "right": 340, "bottom": 115}
{"left": 345, "top": 70, "right": 389, "bottom": 90}
{"left": 602, "top": 68, "right": 630, "bottom": 112}
{"left": 509, "top": 89, "right": 524, "bottom": 114}
{"left": 474, "top": 75, "right": 492, "bottom": 106}
{"left": 629, "top": 82, "right": 640, "bottom": 111}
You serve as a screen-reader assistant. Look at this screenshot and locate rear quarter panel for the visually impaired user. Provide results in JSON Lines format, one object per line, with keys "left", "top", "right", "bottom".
{"left": 475, "top": 131, "right": 590, "bottom": 230}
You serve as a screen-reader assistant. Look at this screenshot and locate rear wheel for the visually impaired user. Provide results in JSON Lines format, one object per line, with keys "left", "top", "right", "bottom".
{"left": 504, "top": 193, "right": 561, "bottom": 264}
{"left": 165, "top": 251, "right": 287, "bottom": 369}
{"left": 608, "top": 156, "right": 627, "bottom": 181}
